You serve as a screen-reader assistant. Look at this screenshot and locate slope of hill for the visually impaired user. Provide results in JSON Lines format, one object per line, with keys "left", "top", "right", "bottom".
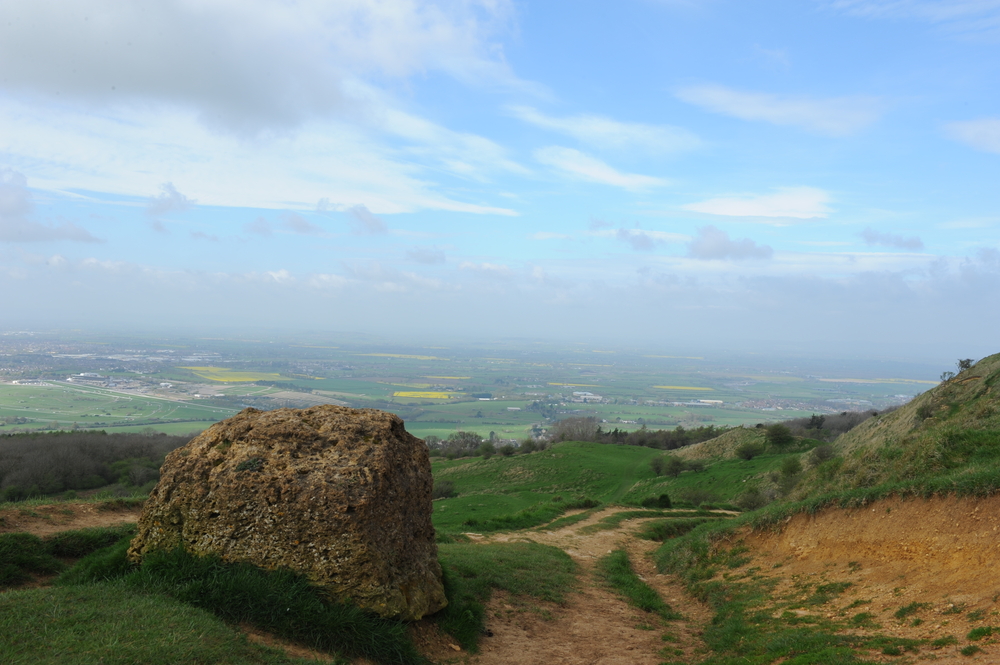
{"left": 671, "top": 426, "right": 767, "bottom": 461}
{"left": 795, "top": 353, "right": 1000, "bottom": 498}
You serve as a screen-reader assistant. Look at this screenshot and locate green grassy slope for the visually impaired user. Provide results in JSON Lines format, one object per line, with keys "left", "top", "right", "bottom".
{"left": 793, "top": 353, "right": 1000, "bottom": 498}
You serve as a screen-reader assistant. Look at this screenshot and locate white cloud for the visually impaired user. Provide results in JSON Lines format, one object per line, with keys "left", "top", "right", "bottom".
{"left": 861, "top": 228, "right": 924, "bottom": 250}
{"left": 589, "top": 228, "right": 689, "bottom": 244}
{"left": 682, "top": 186, "right": 832, "bottom": 220}
{"left": 534, "top": 147, "right": 669, "bottom": 190}
{"left": 827, "top": 1, "right": 1000, "bottom": 35}
{"left": 147, "top": 182, "right": 195, "bottom": 217}
{"left": 676, "top": 84, "right": 883, "bottom": 136}
{"left": 0, "top": 98, "right": 519, "bottom": 216}
{"left": 459, "top": 261, "right": 513, "bottom": 278}
{"left": 507, "top": 106, "right": 699, "bottom": 153}
{"left": 945, "top": 118, "right": 1000, "bottom": 154}
{"left": 244, "top": 217, "right": 272, "bottom": 236}
{"left": 0, "top": 0, "right": 528, "bottom": 134}
{"left": 346, "top": 205, "right": 388, "bottom": 235}
{"left": 0, "top": 168, "right": 101, "bottom": 243}
{"left": 687, "top": 226, "right": 773, "bottom": 260}
{"left": 281, "top": 213, "right": 325, "bottom": 236}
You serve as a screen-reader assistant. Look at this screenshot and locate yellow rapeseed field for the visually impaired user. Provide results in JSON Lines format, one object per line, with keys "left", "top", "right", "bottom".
{"left": 180, "top": 367, "right": 290, "bottom": 383}
{"left": 393, "top": 391, "right": 452, "bottom": 399}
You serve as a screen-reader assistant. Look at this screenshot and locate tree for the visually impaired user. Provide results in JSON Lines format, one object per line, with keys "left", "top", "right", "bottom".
{"left": 765, "top": 424, "right": 794, "bottom": 448}
{"left": 957, "top": 358, "right": 974, "bottom": 372}
{"left": 663, "top": 455, "right": 686, "bottom": 478}
{"left": 940, "top": 371, "right": 955, "bottom": 382}
{"left": 550, "top": 416, "right": 600, "bottom": 442}
{"left": 477, "top": 441, "right": 496, "bottom": 459}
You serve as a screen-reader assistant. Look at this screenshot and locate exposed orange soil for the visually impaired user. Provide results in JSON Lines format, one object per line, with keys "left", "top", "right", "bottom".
{"left": 727, "top": 494, "right": 1000, "bottom": 663}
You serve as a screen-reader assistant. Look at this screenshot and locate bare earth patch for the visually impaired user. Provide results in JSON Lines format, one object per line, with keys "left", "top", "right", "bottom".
{"left": 0, "top": 501, "right": 141, "bottom": 536}
{"left": 726, "top": 494, "right": 1000, "bottom": 663}
{"left": 439, "top": 507, "right": 713, "bottom": 665}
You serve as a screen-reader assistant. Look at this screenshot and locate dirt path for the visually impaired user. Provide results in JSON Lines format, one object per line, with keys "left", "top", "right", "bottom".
{"left": 0, "top": 501, "right": 141, "bottom": 536}
{"left": 426, "top": 507, "right": 713, "bottom": 665}
{"left": 4, "top": 501, "right": 712, "bottom": 664}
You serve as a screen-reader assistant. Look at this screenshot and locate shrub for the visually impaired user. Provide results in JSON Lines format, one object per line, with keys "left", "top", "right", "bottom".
{"left": 736, "top": 442, "right": 765, "bottom": 460}
{"left": 765, "top": 424, "right": 794, "bottom": 448}
{"left": 640, "top": 494, "right": 672, "bottom": 509}
{"left": 432, "top": 480, "right": 457, "bottom": 499}
{"left": 780, "top": 457, "right": 802, "bottom": 477}
{"left": 808, "top": 444, "right": 834, "bottom": 466}
{"left": 734, "top": 487, "right": 771, "bottom": 511}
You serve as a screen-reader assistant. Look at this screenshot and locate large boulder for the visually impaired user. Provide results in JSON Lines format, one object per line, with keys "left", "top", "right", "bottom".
{"left": 127, "top": 405, "right": 446, "bottom": 620}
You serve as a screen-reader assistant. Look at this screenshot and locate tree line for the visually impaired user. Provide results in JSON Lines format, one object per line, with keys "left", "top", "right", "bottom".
{"left": 548, "top": 416, "right": 728, "bottom": 450}
{"left": 0, "top": 430, "right": 192, "bottom": 502}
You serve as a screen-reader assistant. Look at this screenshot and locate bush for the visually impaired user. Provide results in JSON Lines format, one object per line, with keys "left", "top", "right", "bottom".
{"left": 640, "top": 494, "right": 672, "bottom": 509}
{"left": 808, "top": 444, "right": 835, "bottom": 466}
{"left": 432, "top": 480, "right": 457, "bottom": 499}
{"left": 780, "top": 457, "right": 802, "bottom": 477}
{"left": 765, "top": 424, "right": 794, "bottom": 448}
{"left": 734, "top": 487, "right": 772, "bottom": 511}
{"left": 736, "top": 442, "right": 765, "bottom": 460}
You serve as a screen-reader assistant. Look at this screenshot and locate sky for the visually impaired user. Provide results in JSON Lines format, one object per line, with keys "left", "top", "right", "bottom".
{"left": 1, "top": 0, "right": 999, "bottom": 361}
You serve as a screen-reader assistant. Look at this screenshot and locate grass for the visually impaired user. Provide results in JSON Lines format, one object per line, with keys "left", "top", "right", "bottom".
{"left": 0, "top": 585, "right": 329, "bottom": 665}
{"left": 435, "top": 541, "right": 576, "bottom": 651}
{"left": 456, "top": 497, "right": 600, "bottom": 533}
{"left": 637, "top": 517, "right": 723, "bottom": 542}
{"left": 57, "top": 543, "right": 423, "bottom": 665}
{"left": 595, "top": 550, "right": 680, "bottom": 621}
{"left": 575, "top": 509, "right": 714, "bottom": 535}
{"left": 0, "top": 524, "right": 136, "bottom": 588}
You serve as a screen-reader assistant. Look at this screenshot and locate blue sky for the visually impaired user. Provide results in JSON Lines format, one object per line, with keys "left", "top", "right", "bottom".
{"left": 1, "top": 0, "right": 999, "bottom": 360}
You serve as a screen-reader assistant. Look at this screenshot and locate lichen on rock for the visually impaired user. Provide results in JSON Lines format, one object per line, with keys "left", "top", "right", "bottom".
{"left": 127, "top": 405, "right": 447, "bottom": 620}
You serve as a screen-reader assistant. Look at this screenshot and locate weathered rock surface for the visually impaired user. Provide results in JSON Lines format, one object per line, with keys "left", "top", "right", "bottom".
{"left": 127, "top": 405, "right": 446, "bottom": 620}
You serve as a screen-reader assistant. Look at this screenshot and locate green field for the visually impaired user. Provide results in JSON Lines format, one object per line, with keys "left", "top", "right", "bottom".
{"left": 0, "top": 335, "right": 941, "bottom": 437}
{"left": 0, "top": 383, "right": 237, "bottom": 433}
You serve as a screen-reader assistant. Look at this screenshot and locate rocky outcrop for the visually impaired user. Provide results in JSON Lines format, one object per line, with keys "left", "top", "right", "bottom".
{"left": 127, "top": 405, "right": 446, "bottom": 620}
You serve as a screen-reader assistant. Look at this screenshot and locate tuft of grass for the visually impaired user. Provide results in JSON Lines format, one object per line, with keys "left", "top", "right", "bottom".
{"left": 0, "top": 585, "right": 333, "bottom": 665}
{"left": 45, "top": 524, "right": 136, "bottom": 558}
{"left": 967, "top": 608, "right": 987, "bottom": 621}
{"left": 595, "top": 550, "right": 681, "bottom": 621}
{"left": 931, "top": 635, "right": 958, "bottom": 648}
{"left": 967, "top": 626, "right": 995, "bottom": 641}
{"left": 435, "top": 541, "right": 576, "bottom": 652}
{"left": 894, "top": 602, "right": 931, "bottom": 621}
{"left": 961, "top": 644, "right": 982, "bottom": 656}
{"left": 0, "top": 532, "right": 66, "bottom": 587}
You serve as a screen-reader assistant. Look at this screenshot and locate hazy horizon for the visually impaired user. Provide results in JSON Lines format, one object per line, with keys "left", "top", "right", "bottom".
{"left": 1, "top": 1, "right": 998, "bottom": 362}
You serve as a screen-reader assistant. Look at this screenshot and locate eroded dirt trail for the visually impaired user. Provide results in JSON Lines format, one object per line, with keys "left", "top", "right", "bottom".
{"left": 435, "top": 508, "right": 713, "bottom": 665}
